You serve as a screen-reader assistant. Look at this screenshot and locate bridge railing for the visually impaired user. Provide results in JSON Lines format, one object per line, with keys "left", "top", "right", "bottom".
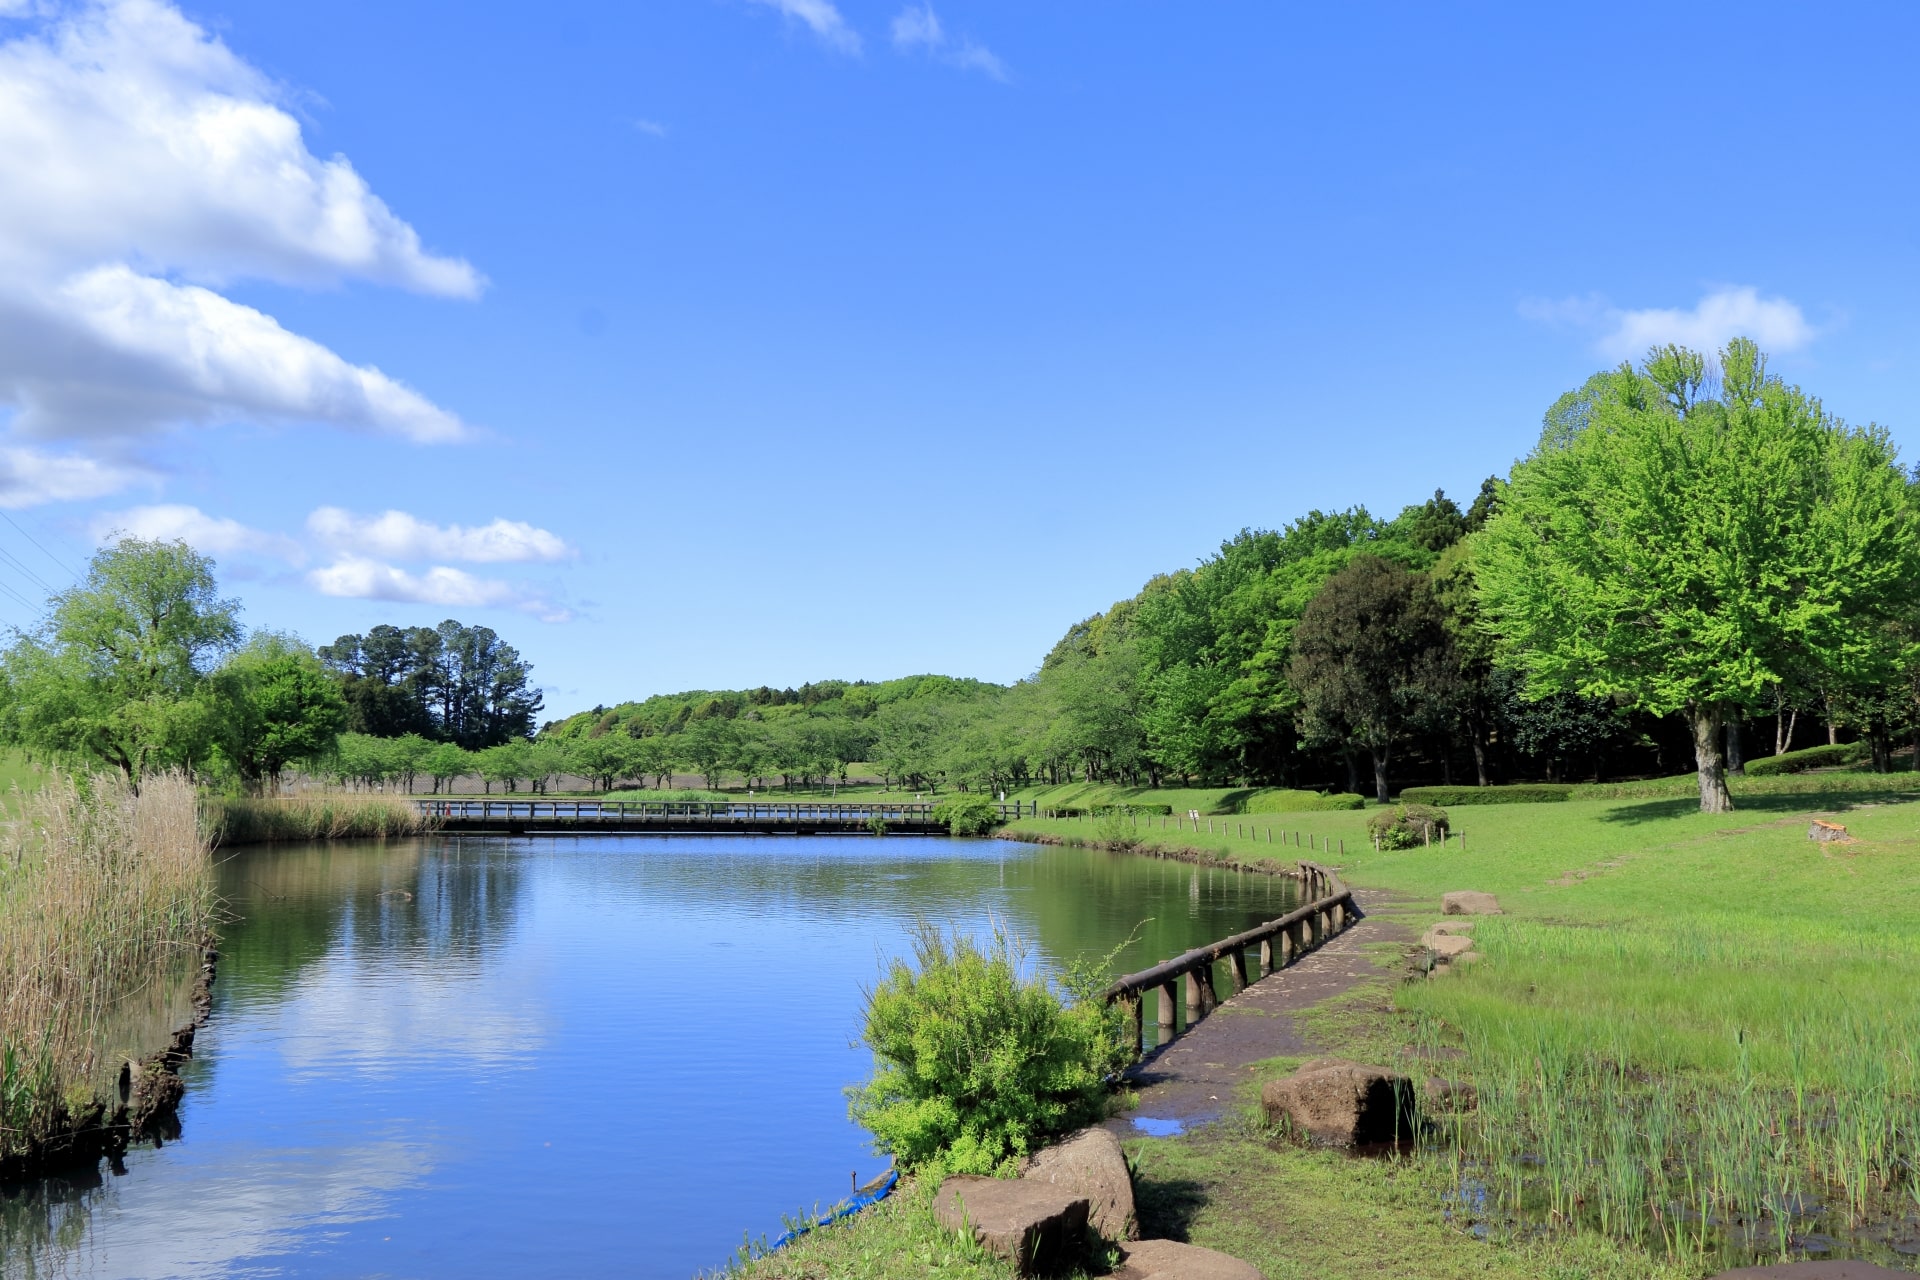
{"left": 1101, "top": 861, "right": 1356, "bottom": 1057}
{"left": 411, "top": 799, "right": 1036, "bottom": 822}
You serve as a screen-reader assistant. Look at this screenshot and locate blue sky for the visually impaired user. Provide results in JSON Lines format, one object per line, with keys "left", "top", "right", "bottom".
{"left": 1, "top": 0, "right": 1916, "bottom": 719}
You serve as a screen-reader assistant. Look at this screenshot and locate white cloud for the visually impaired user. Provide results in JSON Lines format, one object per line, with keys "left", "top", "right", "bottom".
{"left": 89, "top": 503, "right": 304, "bottom": 561}
{"left": 633, "top": 118, "right": 669, "bottom": 138}
{"left": 308, "top": 557, "right": 568, "bottom": 621}
{"left": 0, "top": 0, "right": 475, "bottom": 458}
{"left": 307, "top": 507, "right": 572, "bottom": 563}
{"left": 889, "top": 3, "right": 1006, "bottom": 79}
{"left": 0, "top": 447, "right": 147, "bottom": 508}
{"left": 1522, "top": 286, "right": 1817, "bottom": 362}
{"left": 748, "top": 0, "right": 861, "bottom": 54}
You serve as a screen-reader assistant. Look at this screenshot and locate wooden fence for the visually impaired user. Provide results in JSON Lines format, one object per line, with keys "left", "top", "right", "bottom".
{"left": 1101, "top": 861, "right": 1357, "bottom": 1056}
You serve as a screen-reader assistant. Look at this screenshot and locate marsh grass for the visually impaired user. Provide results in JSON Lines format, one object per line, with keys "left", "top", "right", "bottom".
{"left": 0, "top": 772, "right": 215, "bottom": 1160}
{"left": 206, "top": 793, "right": 439, "bottom": 845}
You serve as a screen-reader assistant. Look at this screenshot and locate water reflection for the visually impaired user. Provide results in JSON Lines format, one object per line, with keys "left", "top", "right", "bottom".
{"left": 6, "top": 835, "right": 1290, "bottom": 1279}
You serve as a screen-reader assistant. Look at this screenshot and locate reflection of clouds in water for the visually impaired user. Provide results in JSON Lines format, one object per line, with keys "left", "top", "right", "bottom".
{"left": 4, "top": 1137, "right": 428, "bottom": 1280}
{"left": 257, "top": 949, "right": 547, "bottom": 1079}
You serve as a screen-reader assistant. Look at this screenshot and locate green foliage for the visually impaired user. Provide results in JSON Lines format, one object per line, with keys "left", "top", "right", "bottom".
{"left": 1237, "top": 788, "right": 1364, "bottom": 813}
{"left": 1364, "top": 803, "right": 1449, "bottom": 849}
{"left": 1477, "top": 339, "right": 1920, "bottom": 811}
{"left": 932, "top": 792, "right": 1001, "bottom": 836}
{"left": 1398, "top": 784, "right": 1571, "bottom": 805}
{"left": 212, "top": 633, "right": 348, "bottom": 792}
{"left": 318, "top": 620, "right": 542, "bottom": 748}
{"left": 1091, "top": 802, "right": 1172, "bottom": 816}
{"left": 0, "top": 538, "right": 241, "bottom": 785}
{"left": 1741, "top": 740, "right": 1871, "bottom": 776}
{"left": 849, "top": 924, "right": 1128, "bottom": 1177}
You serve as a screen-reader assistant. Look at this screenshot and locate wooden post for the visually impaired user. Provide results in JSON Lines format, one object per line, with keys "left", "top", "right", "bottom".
{"left": 1199, "top": 963, "right": 1218, "bottom": 1014}
{"left": 1128, "top": 996, "right": 1143, "bottom": 1059}
{"left": 1185, "top": 970, "right": 1202, "bottom": 1024}
{"left": 1229, "top": 947, "right": 1249, "bottom": 992}
{"left": 1159, "top": 980, "right": 1178, "bottom": 1041}
{"left": 1259, "top": 937, "right": 1273, "bottom": 974}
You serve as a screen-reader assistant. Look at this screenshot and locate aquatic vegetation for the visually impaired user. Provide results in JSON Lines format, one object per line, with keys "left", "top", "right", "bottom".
{"left": 204, "top": 792, "right": 439, "bottom": 845}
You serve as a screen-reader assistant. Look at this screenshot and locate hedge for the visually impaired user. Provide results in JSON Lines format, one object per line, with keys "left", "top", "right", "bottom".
{"left": 1397, "top": 784, "right": 1573, "bottom": 806}
{"left": 1092, "top": 803, "right": 1174, "bottom": 816}
{"left": 1743, "top": 741, "right": 1871, "bottom": 777}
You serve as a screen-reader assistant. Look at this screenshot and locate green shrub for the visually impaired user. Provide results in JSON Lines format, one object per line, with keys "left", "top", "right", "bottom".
{"left": 1743, "top": 741, "right": 1872, "bottom": 776}
{"left": 1091, "top": 802, "right": 1172, "bottom": 816}
{"left": 1397, "top": 784, "right": 1572, "bottom": 806}
{"left": 1365, "top": 802, "right": 1450, "bottom": 850}
{"left": 931, "top": 793, "right": 1001, "bottom": 836}
{"left": 849, "top": 924, "right": 1130, "bottom": 1177}
{"left": 1236, "top": 788, "right": 1364, "bottom": 814}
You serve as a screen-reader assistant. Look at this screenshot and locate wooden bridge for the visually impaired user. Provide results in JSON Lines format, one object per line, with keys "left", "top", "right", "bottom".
{"left": 413, "top": 798, "right": 1035, "bottom": 836}
{"left": 1103, "top": 861, "right": 1358, "bottom": 1055}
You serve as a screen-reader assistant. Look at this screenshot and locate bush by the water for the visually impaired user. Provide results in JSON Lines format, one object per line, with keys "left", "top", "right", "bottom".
{"left": 205, "top": 793, "right": 439, "bottom": 845}
{"left": 849, "top": 923, "right": 1129, "bottom": 1176}
{"left": 1, "top": 772, "right": 214, "bottom": 1161}
{"left": 1743, "top": 741, "right": 1872, "bottom": 777}
{"left": 1366, "top": 803, "right": 1450, "bottom": 850}
{"left": 1398, "top": 784, "right": 1572, "bottom": 806}
{"left": 931, "top": 793, "right": 1001, "bottom": 836}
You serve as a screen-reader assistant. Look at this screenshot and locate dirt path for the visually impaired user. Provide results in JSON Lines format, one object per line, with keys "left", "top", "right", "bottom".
{"left": 1104, "top": 891, "right": 1413, "bottom": 1138}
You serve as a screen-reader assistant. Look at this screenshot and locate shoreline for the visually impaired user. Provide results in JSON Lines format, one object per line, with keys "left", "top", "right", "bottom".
{"left": 0, "top": 940, "right": 219, "bottom": 1185}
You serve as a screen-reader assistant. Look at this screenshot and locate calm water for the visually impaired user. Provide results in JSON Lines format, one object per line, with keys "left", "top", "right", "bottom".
{"left": 4, "top": 834, "right": 1294, "bottom": 1279}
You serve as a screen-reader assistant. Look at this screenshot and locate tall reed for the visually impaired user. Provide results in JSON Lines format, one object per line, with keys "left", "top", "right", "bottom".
{"left": 0, "top": 771, "right": 215, "bottom": 1159}
{"left": 205, "top": 793, "right": 439, "bottom": 845}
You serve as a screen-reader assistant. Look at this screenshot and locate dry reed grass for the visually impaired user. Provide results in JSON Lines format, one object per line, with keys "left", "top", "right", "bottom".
{"left": 205, "top": 792, "right": 438, "bottom": 845}
{"left": 0, "top": 771, "right": 214, "bottom": 1158}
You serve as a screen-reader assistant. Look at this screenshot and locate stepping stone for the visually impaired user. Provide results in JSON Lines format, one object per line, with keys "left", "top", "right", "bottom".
{"left": 1023, "top": 1126, "right": 1137, "bottom": 1241}
{"left": 1113, "top": 1238, "right": 1265, "bottom": 1280}
{"left": 1712, "top": 1264, "right": 1912, "bottom": 1279}
{"left": 1261, "top": 1059, "right": 1417, "bottom": 1145}
{"left": 1421, "top": 931, "right": 1475, "bottom": 957}
{"left": 1442, "top": 890, "right": 1502, "bottom": 915}
{"left": 933, "top": 1174, "right": 1089, "bottom": 1274}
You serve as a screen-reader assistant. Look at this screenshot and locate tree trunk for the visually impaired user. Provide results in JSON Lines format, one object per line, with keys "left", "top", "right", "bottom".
{"left": 1468, "top": 720, "right": 1489, "bottom": 787}
{"left": 1687, "top": 704, "right": 1734, "bottom": 813}
{"left": 1726, "top": 719, "right": 1744, "bottom": 775}
{"left": 1371, "top": 745, "right": 1391, "bottom": 805}
{"left": 1775, "top": 707, "right": 1796, "bottom": 756}
{"left": 1344, "top": 751, "right": 1361, "bottom": 796}
{"left": 1870, "top": 724, "right": 1891, "bottom": 773}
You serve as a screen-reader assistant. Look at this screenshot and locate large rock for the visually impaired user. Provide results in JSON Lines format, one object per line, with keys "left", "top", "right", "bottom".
{"left": 1113, "top": 1238, "right": 1266, "bottom": 1280}
{"left": 1442, "top": 890, "right": 1502, "bottom": 915}
{"left": 1022, "top": 1127, "right": 1137, "bottom": 1241}
{"left": 933, "top": 1175, "right": 1089, "bottom": 1273}
{"left": 1261, "top": 1059, "right": 1417, "bottom": 1145}
{"left": 1421, "top": 931, "right": 1476, "bottom": 958}
{"left": 1711, "top": 1264, "right": 1912, "bottom": 1279}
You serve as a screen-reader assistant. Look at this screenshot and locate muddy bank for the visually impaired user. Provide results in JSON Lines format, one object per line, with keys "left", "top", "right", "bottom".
{"left": 0, "top": 941, "right": 218, "bottom": 1185}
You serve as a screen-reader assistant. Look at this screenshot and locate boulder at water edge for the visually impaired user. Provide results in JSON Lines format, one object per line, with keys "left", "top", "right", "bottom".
{"left": 1112, "top": 1238, "right": 1266, "bottom": 1280}
{"left": 1021, "top": 1126, "right": 1137, "bottom": 1241}
{"left": 933, "top": 1175, "right": 1090, "bottom": 1274}
{"left": 1261, "top": 1059, "right": 1417, "bottom": 1145}
{"left": 1442, "top": 890, "right": 1502, "bottom": 915}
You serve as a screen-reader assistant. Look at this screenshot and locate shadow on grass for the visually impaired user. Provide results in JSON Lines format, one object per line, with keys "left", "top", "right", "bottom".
{"left": 1131, "top": 1173, "right": 1208, "bottom": 1242}
{"left": 1598, "top": 789, "right": 1920, "bottom": 826}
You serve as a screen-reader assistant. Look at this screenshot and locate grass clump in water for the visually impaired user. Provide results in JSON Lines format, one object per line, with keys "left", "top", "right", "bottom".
{"left": 0, "top": 771, "right": 214, "bottom": 1161}
{"left": 205, "top": 792, "right": 439, "bottom": 845}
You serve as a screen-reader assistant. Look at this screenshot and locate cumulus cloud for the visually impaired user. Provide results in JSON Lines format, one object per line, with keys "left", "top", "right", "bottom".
{"left": 748, "top": 0, "right": 861, "bottom": 54}
{"left": 0, "top": 447, "right": 148, "bottom": 509}
{"left": 308, "top": 507, "right": 572, "bottom": 563}
{"left": 308, "top": 557, "right": 568, "bottom": 621}
{"left": 890, "top": 3, "right": 1006, "bottom": 79}
{"left": 89, "top": 503, "right": 305, "bottom": 561}
{"left": 0, "top": 0, "right": 476, "bottom": 458}
{"left": 1522, "top": 286, "right": 1817, "bottom": 362}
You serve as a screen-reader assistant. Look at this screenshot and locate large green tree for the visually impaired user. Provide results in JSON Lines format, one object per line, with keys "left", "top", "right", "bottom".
{"left": 1289, "top": 554, "right": 1454, "bottom": 802}
{"left": 214, "top": 633, "right": 349, "bottom": 793}
{"left": 1476, "top": 339, "right": 1920, "bottom": 812}
{"left": 0, "top": 538, "right": 241, "bottom": 786}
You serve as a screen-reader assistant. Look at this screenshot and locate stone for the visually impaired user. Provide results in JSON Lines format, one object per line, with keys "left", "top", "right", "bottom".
{"left": 1022, "top": 1126, "right": 1137, "bottom": 1241}
{"left": 1424, "top": 1077, "right": 1477, "bottom": 1111}
{"left": 1260, "top": 1059, "right": 1417, "bottom": 1145}
{"left": 1442, "top": 890, "right": 1502, "bottom": 915}
{"left": 1427, "top": 920, "right": 1474, "bottom": 936}
{"left": 1113, "top": 1237, "right": 1266, "bottom": 1280}
{"left": 933, "top": 1175, "right": 1090, "bottom": 1274}
{"left": 1809, "top": 820, "right": 1849, "bottom": 842}
{"left": 1421, "top": 931, "right": 1476, "bottom": 958}
{"left": 1710, "top": 1263, "right": 1912, "bottom": 1280}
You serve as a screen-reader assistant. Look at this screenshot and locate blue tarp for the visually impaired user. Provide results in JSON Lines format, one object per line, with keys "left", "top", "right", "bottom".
{"left": 767, "top": 1169, "right": 900, "bottom": 1251}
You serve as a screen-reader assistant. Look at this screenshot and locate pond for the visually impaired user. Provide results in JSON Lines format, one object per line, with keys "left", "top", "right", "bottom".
{"left": 3, "top": 834, "right": 1297, "bottom": 1279}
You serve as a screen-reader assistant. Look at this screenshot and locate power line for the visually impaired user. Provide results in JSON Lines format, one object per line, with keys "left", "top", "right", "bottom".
{"left": 0, "top": 510, "right": 82, "bottom": 580}
{"left": 0, "top": 541, "right": 57, "bottom": 597}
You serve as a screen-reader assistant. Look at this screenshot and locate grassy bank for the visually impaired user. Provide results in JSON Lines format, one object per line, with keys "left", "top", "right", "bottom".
{"left": 206, "top": 793, "right": 440, "bottom": 845}
{"left": 0, "top": 772, "right": 215, "bottom": 1164}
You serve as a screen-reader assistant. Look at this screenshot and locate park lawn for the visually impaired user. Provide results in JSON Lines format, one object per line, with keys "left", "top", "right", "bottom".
{"left": 1008, "top": 781, "right": 1359, "bottom": 815}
